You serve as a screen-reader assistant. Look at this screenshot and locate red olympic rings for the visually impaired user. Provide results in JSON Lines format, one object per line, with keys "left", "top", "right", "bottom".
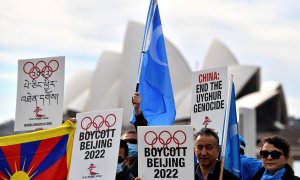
{"left": 23, "top": 60, "right": 59, "bottom": 79}
{"left": 80, "top": 114, "right": 116, "bottom": 131}
{"left": 144, "top": 130, "right": 186, "bottom": 148}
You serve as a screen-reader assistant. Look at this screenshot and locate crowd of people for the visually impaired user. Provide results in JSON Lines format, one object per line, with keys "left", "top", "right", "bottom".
{"left": 57, "top": 91, "right": 299, "bottom": 180}
{"left": 120, "top": 92, "right": 299, "bottom": 180}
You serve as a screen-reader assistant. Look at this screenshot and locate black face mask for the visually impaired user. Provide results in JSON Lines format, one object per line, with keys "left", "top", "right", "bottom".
{"left": 118, "top": 156, "right": 125, "bottom": 163}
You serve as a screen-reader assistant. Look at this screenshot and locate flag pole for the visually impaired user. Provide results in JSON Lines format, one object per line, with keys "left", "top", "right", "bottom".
{"left": 135, "top": 0, "right": 155, "bottom": 92}
{"left": 219, "top": 74, "right": 234, "bottom": 180}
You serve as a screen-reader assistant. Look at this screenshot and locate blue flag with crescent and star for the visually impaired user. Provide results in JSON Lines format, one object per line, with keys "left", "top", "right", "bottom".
{"left": 224, "top": 82, "right": 241, "bottom": 178}
{"left": 130, "top": 0, "right": 176, "bottom": 125}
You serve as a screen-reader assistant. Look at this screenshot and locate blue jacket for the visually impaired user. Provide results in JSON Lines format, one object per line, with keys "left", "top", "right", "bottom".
{"left": 240, "top": 155, "right": 262, "bottom": 180}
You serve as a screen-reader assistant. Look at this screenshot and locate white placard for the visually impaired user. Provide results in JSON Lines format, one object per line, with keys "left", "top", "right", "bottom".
{"left": 138, "top": 125, "right": 194, "bottom": 180}
{"left": 15, "top": 56, "right": 65, "bottom": 131}
{"left": 191, "top": 67, "right": 228, "bottom": 135}
{"left": 68, "top": 108, "right": 123, "bottom": 179}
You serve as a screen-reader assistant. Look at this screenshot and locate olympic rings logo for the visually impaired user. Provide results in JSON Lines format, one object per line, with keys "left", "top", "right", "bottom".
{"left": 80, "top": 114, "right": 116, "bottom": 131}
{"left": 23, "top": 60, "right": 59, "bottom": 80}
{"left": 144, "top": 130, "right": 186, "bottom": 148}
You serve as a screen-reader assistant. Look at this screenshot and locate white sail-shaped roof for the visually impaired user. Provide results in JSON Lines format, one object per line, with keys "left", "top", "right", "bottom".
{"left": 237, "top": 81, "right": 283, "bottom": 109}
{"left": 119, "top": 21, "right": 192, "bottom": 125}
{"left": 65, "top": 21, "right": 192, "bottom": 127}
{"left": 63, "top": 70, "right": 93, "bottom": 113}
{"left": 202, "top": 39, "right": 239, "bottom": 69}
{"left": 63, "top": 22, "right": 287, "bottom": 130}
{"left": 87, "top": 51, "right": 122, "bottom": 111}
{"left": 200, "top": 39, "right": 260, "bottom": 96}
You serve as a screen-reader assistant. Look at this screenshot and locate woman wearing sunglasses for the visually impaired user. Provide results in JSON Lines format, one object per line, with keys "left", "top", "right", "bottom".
{"left": 251, "top": 136, "right": 299, "bottom": 180}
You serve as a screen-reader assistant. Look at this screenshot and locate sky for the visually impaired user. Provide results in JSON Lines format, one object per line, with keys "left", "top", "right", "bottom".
{"left": 0, "top": 0, "right": 300, "bottom": 124}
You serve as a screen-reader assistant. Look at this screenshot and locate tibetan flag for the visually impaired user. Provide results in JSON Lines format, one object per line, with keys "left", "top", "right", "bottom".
{"left": 224, "top": 82, "right": 241, "bottom": 178}
{"left": 0, "top": 120, "right": 75, "bottom": 180}
{"left": 131, "top": 0, "right": 176, "bottom": 126}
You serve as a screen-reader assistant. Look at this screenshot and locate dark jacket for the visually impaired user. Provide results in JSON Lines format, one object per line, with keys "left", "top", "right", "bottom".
{"left": 127, "top": 156, "right": 138, "bottom": 177}
{"left": 115, "top": 166, "right": 135, "bottom": 180}
{"left": 134, "top": 112, "right": 148, "bottom": 130}
{"left": 251, "top": 163, "right": 300, "bottom": 180}
{"left": 195, "top": 160, "right": 239, "bottom": 180}
{"left": 127, "top": 112, "right": 147, "bottom": 178}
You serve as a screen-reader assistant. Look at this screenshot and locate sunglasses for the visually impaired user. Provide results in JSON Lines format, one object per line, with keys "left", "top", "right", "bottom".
{"left": 260, "top": 150, "right": 283, "bottom": 159}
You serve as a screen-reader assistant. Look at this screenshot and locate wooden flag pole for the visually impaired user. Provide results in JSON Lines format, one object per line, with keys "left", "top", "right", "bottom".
{"left": 219, "top": 74, "right": 234, "bottom": 180}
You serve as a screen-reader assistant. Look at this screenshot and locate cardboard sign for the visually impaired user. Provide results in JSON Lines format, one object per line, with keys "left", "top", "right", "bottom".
{"left": 68, "top": 108, "right": 123, "bottom": 179}
{"left": 15, "top": 56, "right": 65, "bottom": 131}
{"left": 138, "top": 125, "right": 194, "bottom": 179}
{"left": 191, "top": 67, "right": 228, "bottom": 135}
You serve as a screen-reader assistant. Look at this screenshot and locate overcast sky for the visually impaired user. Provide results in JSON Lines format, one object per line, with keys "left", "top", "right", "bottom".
{"left": 1, "top": 0, "right": 300, "bottom": 124}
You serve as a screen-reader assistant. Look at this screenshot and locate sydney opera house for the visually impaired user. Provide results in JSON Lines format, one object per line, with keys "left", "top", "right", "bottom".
{"left": 62, "top": 21, "right": 297, "bottom": 157}
{"left": 0, "top": 21, "right": 298, "bottom": 159}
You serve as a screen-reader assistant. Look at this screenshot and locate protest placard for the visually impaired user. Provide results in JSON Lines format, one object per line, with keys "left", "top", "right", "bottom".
{"left": 138, "top": 125, "right": 194, "bottom": 179}
{"left": 15, "top": 56, "right": 65, "bottom": 131}
{"left": 191, "top": 67, "right": 228, "bottom": 134}
{"left": 68, "top": 108, "right": 123, "bottom": 179}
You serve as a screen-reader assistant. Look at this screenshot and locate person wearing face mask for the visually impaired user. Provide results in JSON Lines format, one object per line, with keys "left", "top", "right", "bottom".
{"left": 251, "top": 136, "right": 299, "bottom": 180}
{"left": 116, "top": 140, "right": 135, "bottom": 180}
{"left": 125, "top": 92, "right": 148, "bottom": 177}
{"left": 121, "top": 131, "right": 138, "bottom": 177}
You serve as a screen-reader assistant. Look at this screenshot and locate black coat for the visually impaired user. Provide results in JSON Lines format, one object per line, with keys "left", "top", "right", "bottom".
{"left": 195, "top": 160, "right": 240, "bottom": 180}
{"left": 134, "top": 112, "right": 148, "bottom": 130}
{"left": 115, "top": 166, "right": 135, "bottom": 180}
{"left": 251, "top": 163, "right": 300, "bottom": 180}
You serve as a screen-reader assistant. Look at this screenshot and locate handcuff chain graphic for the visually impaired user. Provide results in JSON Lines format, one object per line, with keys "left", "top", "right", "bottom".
{"left": 23, "top": 60, "right": 59, "bottom": 79}
{"left": 80, "top": 114, "right": 116, "bottom": 131}
{"left": 144, "top": 130, "right": 186, "bottom": 148}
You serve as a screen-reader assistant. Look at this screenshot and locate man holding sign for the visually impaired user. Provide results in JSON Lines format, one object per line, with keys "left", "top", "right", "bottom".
{"left": 194, "top": 128, "right": 238, "bottom": 180}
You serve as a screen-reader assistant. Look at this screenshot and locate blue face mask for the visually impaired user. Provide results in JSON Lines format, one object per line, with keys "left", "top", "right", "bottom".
{"left": 116, "top": 162, "right": 124, "bottom": 174}
{"left": 127, "top": 143, "right": 138, "bottom": 159}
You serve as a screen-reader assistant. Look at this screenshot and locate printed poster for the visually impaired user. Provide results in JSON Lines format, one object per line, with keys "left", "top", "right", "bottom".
{"left": 138, "top": 125, "right": 194, "bottom": 180}
{"left": 68, "top": 108, "right": 123, "bottom": 179}
{"left": 191, "top": 67, "right": 228, "bottom": 135}
{"left": 15, "top": 56, "right": 65, "bottom": 131}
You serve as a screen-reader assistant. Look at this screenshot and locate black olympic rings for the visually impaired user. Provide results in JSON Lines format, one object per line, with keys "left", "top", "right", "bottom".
{"left": 144, "top": 130, "right": 186, "bottom": 148}
{"left": 23, "top": 60, "right": 59, "bottom": 80}
{"left": 80, "top": 114, "right": 116, "bottom": 131}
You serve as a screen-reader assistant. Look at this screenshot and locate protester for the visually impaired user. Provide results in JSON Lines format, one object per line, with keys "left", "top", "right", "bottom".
{"left": 124, "top": 92, "right": 149, "bottom": 179}
{"left": 116, "top": 140, "right": 135, "bottom": 180}
{"left": 194, "top": 128, "right": 239, "bottom": 180}
{"left": 239, "top": 135, "right": 262, "bottom": 180}
{"left": 251, "top": 135, "right": 299, "bottom": 180}
{"left": 132, "top": 92, "right": 148, "bottom": 128}
{"left": 121, "top": 131, "right": 138, "bottom": 177}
